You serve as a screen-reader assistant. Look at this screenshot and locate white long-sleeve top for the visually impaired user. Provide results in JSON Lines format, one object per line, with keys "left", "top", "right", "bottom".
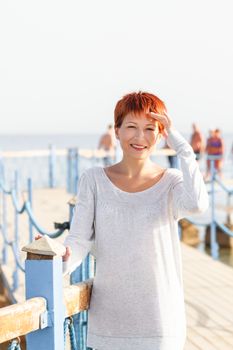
{"left": 64, "top": 129, "right": 209, "bottom": 350}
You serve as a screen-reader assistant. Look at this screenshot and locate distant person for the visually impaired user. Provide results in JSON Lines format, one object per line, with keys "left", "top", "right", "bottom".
{"left": 190, "top": 123, "right": 205, "bottom": 161}
{"left": 205, "top": 128, "right": 224, "bottom": 179}
{"left": 98, "top": 124, "right": 116, "bottom": 166}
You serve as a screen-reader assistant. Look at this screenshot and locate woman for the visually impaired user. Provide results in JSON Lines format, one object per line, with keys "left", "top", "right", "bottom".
{"left": 63, "top": 91, "right": 209, "bottom": 350}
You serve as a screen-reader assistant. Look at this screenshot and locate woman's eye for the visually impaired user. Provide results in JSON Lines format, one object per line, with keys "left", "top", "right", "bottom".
{"left": 128, "top": 125, "right": 135, "bottom": 128}
{"left": 147, "top": 128, "right": 155, "bottom": 131}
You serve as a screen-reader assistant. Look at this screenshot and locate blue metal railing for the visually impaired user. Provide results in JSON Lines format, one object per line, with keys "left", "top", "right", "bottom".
{"left": 0, "top": 168, "right": 69, "bottom": 291}
{"left": 0, "top": 154, "right": 94, "bottom": 349}
{"left": 184, "top": 156, "right": 233, "bottom": 259}
{"left": 1, "top": 145, "right": 58, "bottom": 190}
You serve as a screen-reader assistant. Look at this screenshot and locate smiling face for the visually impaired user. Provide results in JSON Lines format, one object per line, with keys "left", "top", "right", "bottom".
{"left": 115, "top": 112, "right": 161, "bottom": 160}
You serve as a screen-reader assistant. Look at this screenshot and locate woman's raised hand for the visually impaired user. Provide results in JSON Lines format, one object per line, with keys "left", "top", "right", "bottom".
{"left": 35, "top": 234, "right": 71, "bottom": 262}
{"left": 149, "top": 111, "right": 173, "bottom": 137}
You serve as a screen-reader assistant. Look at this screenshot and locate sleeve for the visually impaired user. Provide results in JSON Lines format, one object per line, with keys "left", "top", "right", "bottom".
{"left": 63, "top": 170, "right": 95, "bottom": 274}
{"left": 167, "top": 128, "right": 209, "bottom": 220}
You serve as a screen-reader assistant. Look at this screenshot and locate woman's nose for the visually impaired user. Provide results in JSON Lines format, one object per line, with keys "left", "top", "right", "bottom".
{"left": 134, "top": 128, "right": 145, "bottom": 138}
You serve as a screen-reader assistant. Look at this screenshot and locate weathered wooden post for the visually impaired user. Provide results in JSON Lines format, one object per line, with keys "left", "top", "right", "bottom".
{"left": 22, "top": 235, "right": 66, "bottom": 350}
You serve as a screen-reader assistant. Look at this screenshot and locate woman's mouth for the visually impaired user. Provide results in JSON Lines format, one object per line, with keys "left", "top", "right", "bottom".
{"left": 130, "top": 144, "right": 147, "bottom": 151}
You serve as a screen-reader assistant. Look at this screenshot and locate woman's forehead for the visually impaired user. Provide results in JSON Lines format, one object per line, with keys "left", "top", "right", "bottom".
{"left": 124, "top": 112, "right": 157, "bottom": 124}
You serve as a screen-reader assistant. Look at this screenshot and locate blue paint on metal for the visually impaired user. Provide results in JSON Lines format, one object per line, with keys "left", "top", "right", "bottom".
{"left": 67, "top": 148, "right": 80, "bottom": 194}
{"left": 70, "top": 258, "right": 84, "bottom": 349}
{"left": 210, "top": 159, "right": 219, "bottom": 259}
{"left": 74, "top": 149, "right": 79, "bottom": 195}
{"left": 14, "top": 171, "right": 19, "bottom": 251}
{"left": 70, "top": 254, "right": 93, "bottom": 349}
{"left": 64, "top": 317, "right": 78, "bottom": 350}
{"left": 27, "top": 178, "right": 33, "bottom": 242}
{"left": 12, "top": 171, "right": 19, "bottom": 291}
{"left": 67, "top": 148, "right": 72, "bottom": 193}
{"left": 49, "top": 144, "right": 56, "bottom": 188}
{"left": 2, "top": 186, "right": 8, "bottom": 264}
{"left": 25, "top": 258, "right": 65, "bottom": 350}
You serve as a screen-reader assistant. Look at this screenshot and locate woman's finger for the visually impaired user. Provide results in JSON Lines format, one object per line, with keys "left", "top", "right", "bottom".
{"left": 62, "top": 246, "right": 71, "bottom": 262}
{"left": 149, "top": 112, "right": 165, "bottom": 120}
{"left": 150, "top": 112, "right": 172, "bottom": 130}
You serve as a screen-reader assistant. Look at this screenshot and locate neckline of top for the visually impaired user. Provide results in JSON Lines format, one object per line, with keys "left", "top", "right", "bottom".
{"left": 100, "top": 167, "right": 170, "bottom": 195}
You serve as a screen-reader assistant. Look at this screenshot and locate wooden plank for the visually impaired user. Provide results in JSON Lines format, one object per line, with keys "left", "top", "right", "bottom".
{"left": 181, "top": 242, "right": 233, "bottom": 350}
{"left": 0, "top": 297, "right": 46, "bottom": 343}
{"left": 0, "top": 279, "right": 93, "bottom": 344}
{"left": 187, "top": 328, "right": 219, "bottom": 350}
{"left": 194, "top": 326, "right": 233, "bottom": 350}
{"left": 184, "top": 337, "right": 201, "bottom": 350}
{"left": 63, "top": 279, "right": 93, "bottom": 317}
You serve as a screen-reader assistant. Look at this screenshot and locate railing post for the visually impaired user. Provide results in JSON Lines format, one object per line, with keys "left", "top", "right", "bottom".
{"left": 1, "top": 167, "right": 8, "bottom": 264}
{"left": 210, "top": 158, "right": 219, "bottom": 259}
{"left": 74, "top": 148, "right": 79, "bottom": 195}
{"left": 23, "top": 235, "right": 65, "bottom": 350}
{"left": 12, "top": 170, "right": 19, "bottom": 291}
{"left": 226, "top": 192, "right": 232, "bottom": 225}
{"left": 27, "top": 177, "right": 33, "bottom": 242}
{"left": 49, "top": 144, "right": 56, "bottom": 188}
{"left": 66, "top": 148, "right": 72, "bottom": 193}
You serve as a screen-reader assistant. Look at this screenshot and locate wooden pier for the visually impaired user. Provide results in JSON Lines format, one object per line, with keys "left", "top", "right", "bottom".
{"left": 182, "top": 244, "right": 233, "bottom": 349}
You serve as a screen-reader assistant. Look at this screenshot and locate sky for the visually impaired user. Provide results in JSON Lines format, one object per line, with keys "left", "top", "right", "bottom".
{"left": 0, "top": 0, "right": 233, "bottom": 135}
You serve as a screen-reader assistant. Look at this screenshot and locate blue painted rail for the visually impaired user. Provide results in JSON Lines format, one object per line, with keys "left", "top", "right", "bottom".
{"left": 0, "top": 145, "right": 113, "bottom": 192}
{"left": 0, "top": 149, "right": 98, "bottom": 349}
{"left": 0, "top": 169, "right": 69, "bottom": 292}
{"left": 184, "top": 156, "right": 233, "bottom": 259}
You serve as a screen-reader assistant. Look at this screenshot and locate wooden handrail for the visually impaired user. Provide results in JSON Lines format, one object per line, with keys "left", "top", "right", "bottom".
{"left": 0, "top": 297, "right": 47, "bottom": 343}
{"left": 64, "top": 279, "right": 93, "bottom": 317}
{"left": 0, "top": 279, "right": 93, "bottom": 344}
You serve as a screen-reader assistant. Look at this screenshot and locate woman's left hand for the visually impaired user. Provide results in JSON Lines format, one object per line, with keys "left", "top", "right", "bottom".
{"left": 149, "top": 111, "right": 173, "bottom": 137}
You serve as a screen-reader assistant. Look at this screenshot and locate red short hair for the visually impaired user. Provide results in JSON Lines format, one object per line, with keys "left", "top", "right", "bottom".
{"left": 114, "top": 91, "right": 166, "bottom": 132}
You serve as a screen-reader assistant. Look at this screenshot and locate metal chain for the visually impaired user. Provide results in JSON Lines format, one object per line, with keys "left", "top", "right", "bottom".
{"left": 64, "top": 317, "right": 78, "bottom": 350}
{"left": 7, "top": 338, "right": 21, "bottom": 350}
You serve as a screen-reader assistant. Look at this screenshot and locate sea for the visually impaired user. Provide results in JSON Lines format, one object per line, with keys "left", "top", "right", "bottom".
{"left": 0, "top": 132, "right": 233, "bottom": 267}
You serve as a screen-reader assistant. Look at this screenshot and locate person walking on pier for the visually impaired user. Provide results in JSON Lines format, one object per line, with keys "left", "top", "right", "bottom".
{"left": 98, "top": 123, "right": 116, "bottom": 166}
{"left": 190, "top": 123, "right": 205, "bottom": 161}
{"left": 63, "top": 91, "right": 209, "bottom": 350}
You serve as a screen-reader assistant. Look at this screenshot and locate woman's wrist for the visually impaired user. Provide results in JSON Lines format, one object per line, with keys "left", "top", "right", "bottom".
{"left": 166, "top": 126, "right": 175, "bottom": 134}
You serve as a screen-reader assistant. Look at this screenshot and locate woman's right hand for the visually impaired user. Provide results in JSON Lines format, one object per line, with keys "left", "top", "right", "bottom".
{"left": 35, "top": 234, "right": 71, "bottom": 262}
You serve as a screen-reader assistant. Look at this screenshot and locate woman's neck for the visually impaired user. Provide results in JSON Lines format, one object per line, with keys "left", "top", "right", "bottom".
{"left": 116, "top": 157, "right": 157, "bottom": 178}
